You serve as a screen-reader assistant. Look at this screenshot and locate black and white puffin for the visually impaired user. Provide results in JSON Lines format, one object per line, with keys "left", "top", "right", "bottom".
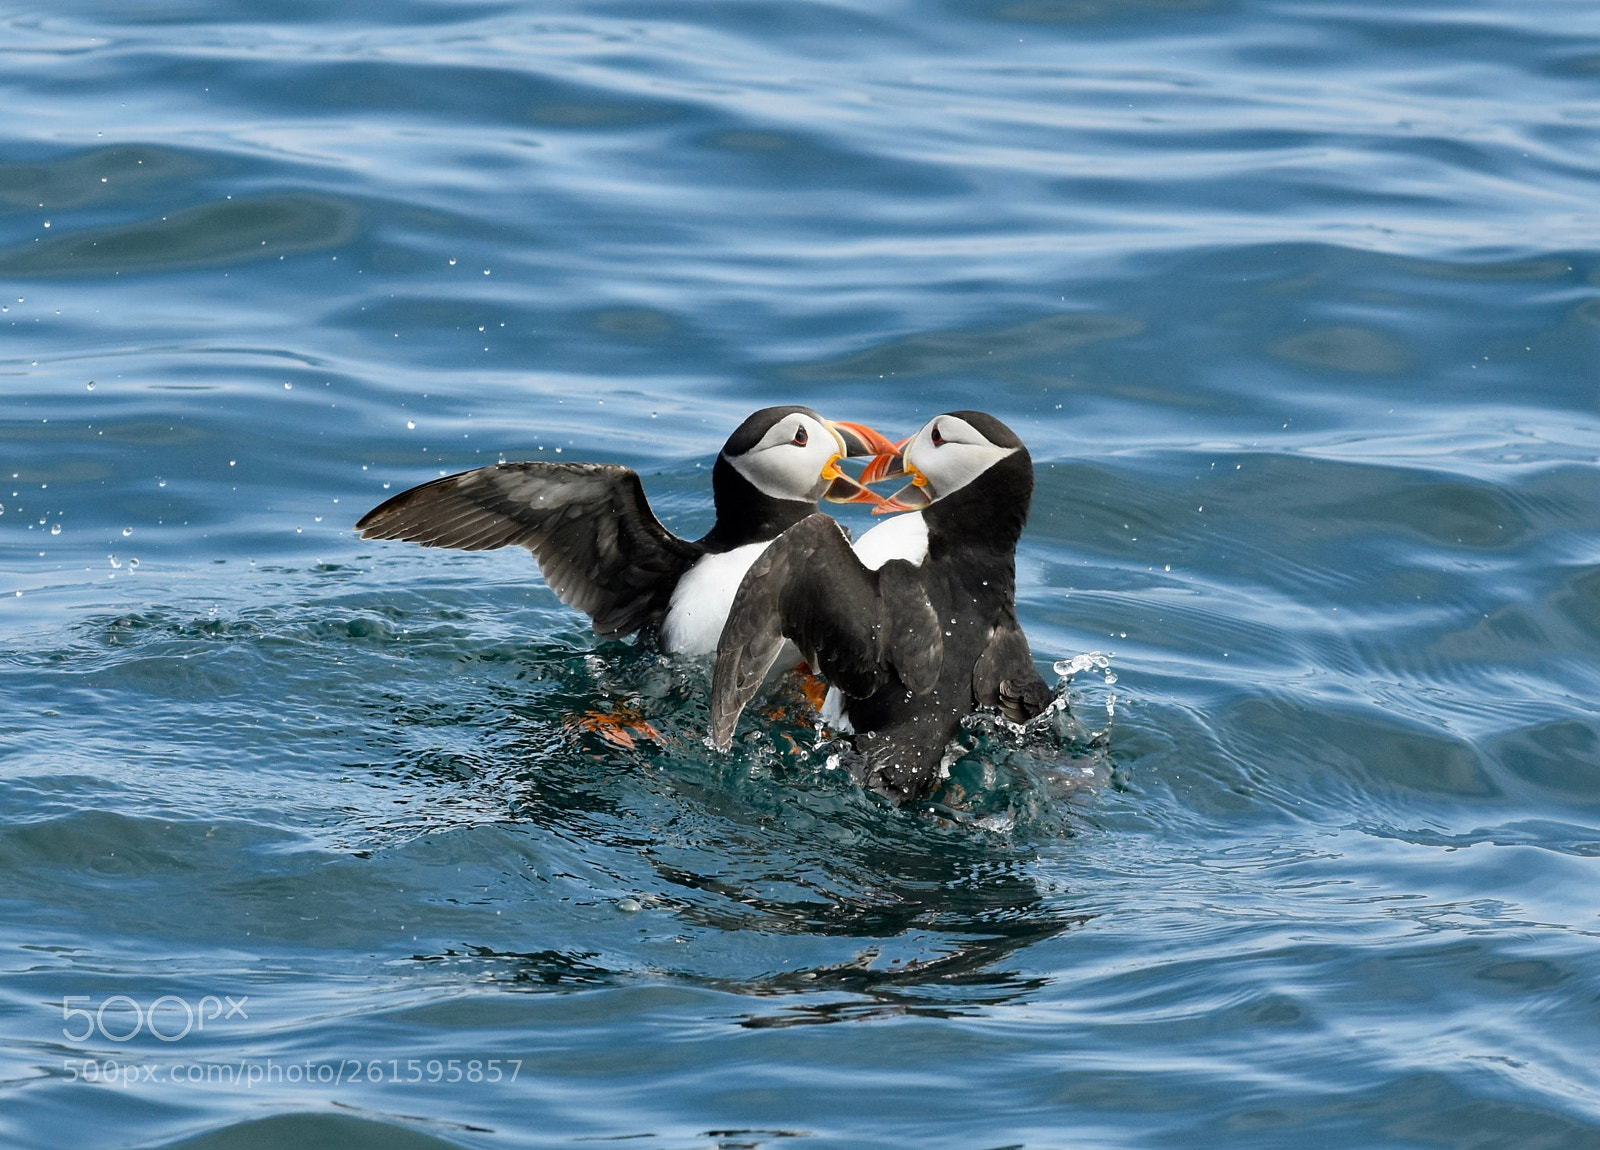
{"left": 709, "top": 410, "right": 1053, "bottom": 804}
{"left": 355, "top": 406, "right": 896, "bottom": 655}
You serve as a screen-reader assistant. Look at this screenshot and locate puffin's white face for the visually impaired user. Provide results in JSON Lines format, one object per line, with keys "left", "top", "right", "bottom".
{"left": 726, "top": 411, "right": 845, "bottom": 502}
{"left": 900, "top": 414, "right": 1018, "bottom": 503}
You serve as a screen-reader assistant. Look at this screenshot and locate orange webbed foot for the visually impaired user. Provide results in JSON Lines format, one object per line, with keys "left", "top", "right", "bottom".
{"left": 795, "top": 663, "right": 830, "bottom": 714}
{"left": 564, "top": 707, "right": 662, "bottom": 750}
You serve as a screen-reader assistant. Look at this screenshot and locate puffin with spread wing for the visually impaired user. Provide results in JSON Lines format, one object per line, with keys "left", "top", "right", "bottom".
{"left": 709, "top": 411, "right": 1052, "bottom": 804}
{"left": 355, "top": 406, "right": 895, "bottom": 655}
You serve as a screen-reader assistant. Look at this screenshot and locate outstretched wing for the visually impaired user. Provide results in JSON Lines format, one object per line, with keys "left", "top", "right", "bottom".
{"left": 355, "top": 462, "right": 703, "bottom": 638}
{"left": 709, "top": 514, "right": 940, "bottom": 749}
{"left": 972, "top": 619, "right": 1052, "bottom": 723}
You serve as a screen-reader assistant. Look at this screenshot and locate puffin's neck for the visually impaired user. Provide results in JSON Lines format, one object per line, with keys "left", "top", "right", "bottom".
{"left": 922, "top": 450, "right": 1032, "bottom": 578}
{"left": 698, "top": 454, "right": 814, "bottom": 552}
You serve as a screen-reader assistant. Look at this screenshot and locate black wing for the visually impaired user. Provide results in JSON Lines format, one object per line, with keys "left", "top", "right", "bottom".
{"left": 709, "top": 514, "right": 941, "bottom": 750}
{"left": 971, "top": 620, "right": 1052, "bottom": 723}
{"left": 356, "top": 462, "right": 703, "bottom": 638}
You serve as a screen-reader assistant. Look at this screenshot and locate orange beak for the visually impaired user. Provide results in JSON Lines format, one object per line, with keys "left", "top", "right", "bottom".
{"left": 871, "top": 453, "right": 930, "bottom": 515}
{"left": 872, "top": 485, "right": 931, "bottom": 514}
{"left": 858, "top": 434, "right": 912, "bottom": 486}
{"left": 827, "top": 420, "right": 900, "bottom": 458}
{"left": 820, "top": 419, "right": 899, "bottom": 506}
{"left": 822, "top": 474, "right": 888, "bottom": 505}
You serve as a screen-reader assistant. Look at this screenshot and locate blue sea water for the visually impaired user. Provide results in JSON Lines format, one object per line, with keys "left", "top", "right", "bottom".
{"left": 4, "top": 0, "right": 1600, "bottom": 1146}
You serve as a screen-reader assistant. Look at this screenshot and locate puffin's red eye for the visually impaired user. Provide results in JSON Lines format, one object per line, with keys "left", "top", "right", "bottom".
{"left": 931, "top": 424, "right": 944, "bottom": 446}
{"left": 793, "top": 426, "right": 808, "bottom": 446}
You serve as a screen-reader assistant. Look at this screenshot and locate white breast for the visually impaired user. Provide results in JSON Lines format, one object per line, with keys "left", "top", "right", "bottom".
{"left": 850, "top": 511, "right": 929, "bottom": 571}
{"left": 660, "top": 541, "right": 772, "bottom": 656}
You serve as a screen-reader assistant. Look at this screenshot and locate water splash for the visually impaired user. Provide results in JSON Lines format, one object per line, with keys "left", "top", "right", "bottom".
{"left": 1054, "top": 651, "right": 1118, "bottom": 720}
{"left": 1053, "top": 651, "right": 1112, "bottom": 678}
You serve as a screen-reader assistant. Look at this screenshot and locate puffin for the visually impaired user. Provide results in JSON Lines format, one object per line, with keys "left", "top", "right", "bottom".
{"left": 708, "top": 410, "right": 1053, "bottom": 804}
{"left": 355, "top": 406, "right": 897, "bottom": 655}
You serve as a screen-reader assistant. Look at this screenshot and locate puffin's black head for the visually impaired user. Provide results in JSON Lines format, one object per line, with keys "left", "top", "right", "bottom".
{"left": 703, "top": 406, "right": 897, "bottom": 551}
{"left": 874, "top": 410, "right": 1033, "bottom": 547}
{"left": 719, "top": 405, "right": 816, "bottom": 461}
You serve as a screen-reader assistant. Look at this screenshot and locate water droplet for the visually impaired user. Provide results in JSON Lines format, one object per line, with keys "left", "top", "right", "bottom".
{"left": 483, "top": 268, "right": 491, "bottom": 275}
{"left": 314, "top": 515, "right": 323, "bottom": 523}
{"left": 284, "top": 382, "right": 292, "bottom": 389}
{"left": 129, "top": 558, "right": 139, "bottom": 569}
{"left": 158, "top": 479, "right": 166, "bottom": 488}
{"left": 50, "top": 523, "right": 61, "bottom": 535}
{"left": 406, "top": 421, "right": 415, "bottom": 430}
{"left": 382, "top": 482, "right": 391, "bottom": 489}
{"left": 109, "top": 555, "right": 121, "bottom": 569}
{"left": 86, "top": 381, "right": 95, "bottom": 391}
{"left": 122, "top": 527, "right": 132, "bottom": 537}
{"left": 448, "top": 258, "right": 457, "bottom": 266}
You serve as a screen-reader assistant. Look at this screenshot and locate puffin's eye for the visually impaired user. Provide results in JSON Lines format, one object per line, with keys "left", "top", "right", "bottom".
{"left": 792, "top": 426, "right": 808, "bottom": 446}
{"left": 931, "top": 424, "right": 944, "bottom": 446}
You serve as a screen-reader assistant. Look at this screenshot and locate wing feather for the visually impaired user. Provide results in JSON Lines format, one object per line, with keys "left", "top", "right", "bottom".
{"left": 972, "top": 621, "right": 1052, "bottom": 723}
{"left": 710, "top": 516, "right": 872, "bottom": 748}
{"left": 876, "top": 560, "right": 942, "bottom": 695}
{"left": 356, "top": 462, "right": 702, "bottom": 637}
{"left": 710, "top": 515, "right": 941, "bottom": 750}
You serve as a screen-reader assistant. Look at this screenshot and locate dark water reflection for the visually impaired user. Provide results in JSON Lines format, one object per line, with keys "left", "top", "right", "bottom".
{"left": 0, "top": 194, "right": 362, "bottom": 276}
{"left": 0, "top": 146, "right": 205, "bottom": 211}
{"left": 346, "top": 642, "right": 1097, "bottom": 1025}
